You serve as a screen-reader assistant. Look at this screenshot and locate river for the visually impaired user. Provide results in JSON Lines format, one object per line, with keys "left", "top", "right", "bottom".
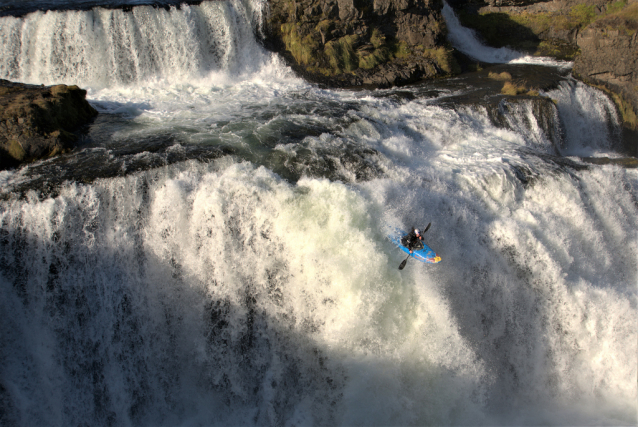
{"left": 0, "top": 0, "right": 636, "bottom": 425}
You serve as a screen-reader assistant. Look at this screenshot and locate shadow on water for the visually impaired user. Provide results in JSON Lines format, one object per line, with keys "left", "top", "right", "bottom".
{"left": 439, "top": 232, "right": 560, "bottom": 418}
{"left": 416, "top": 156, "right": 636, "bottom": 423}
{"left": 450, "top": 3, "right": 580, "bottom": 60}
{"left": 0, "top": 203, "right": 346, "bottom": 426}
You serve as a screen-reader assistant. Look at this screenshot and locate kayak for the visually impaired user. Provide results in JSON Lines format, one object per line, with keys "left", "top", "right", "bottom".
{"left": 389, "top": 228, "right": 441, "bottom": 264}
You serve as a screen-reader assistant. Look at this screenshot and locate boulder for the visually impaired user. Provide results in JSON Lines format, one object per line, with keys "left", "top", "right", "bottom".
{"left": 0, "top": 80, "right": 98, "bottom": 169}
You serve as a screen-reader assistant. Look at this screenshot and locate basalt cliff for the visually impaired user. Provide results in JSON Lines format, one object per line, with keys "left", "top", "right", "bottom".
{"left": 0, "top": 0, "right": 636, "bottom": 170}
{"left": 263, "top": 0, "right": 460, "bottom": 87}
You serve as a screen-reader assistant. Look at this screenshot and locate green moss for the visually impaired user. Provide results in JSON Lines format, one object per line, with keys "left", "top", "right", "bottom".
{"left": 392, "top": 40, "right": 412, "bottom": 59}
{"left": 612, "top": 92, "right": 637, "bottom": 131}
{"left": 512, "top": 12, "right": 553, "bottom": 33}
{"left": 617, "top": 2, "right": 638, "bottom": 20}
{"left": 570, "top": 4, "right": 597, "bottom": 27}
{"left": 419, "top": 46, "right": 459, "bottom": 75}
{"left": 466, "top": 1, "right": 635, "bottom": 41}
{"left": 502, "top": 81, "right": 524, "bottom": 96}
{"left": 606, "top": 0, "right": 628, "bottom": 15}
{"left": 501, "top": 81, "right": 539, "bottom": 96}
{"left": 535, "top": 40, "right": 580, "bottom": 60}
{"left": 597, "top": 3, "right": 638, "bottom": 35}
{"left": 358, "top": 47, "right": 391, "bottom": 70}
{"left": 281, "top": 23, "right": 320, "bottom": 65}
{"left": 315, "top": 20, "right": 334, "bottom": 44}
{"left": 325, "top": 35, "right": 359, "bottom": 73}
{"left": 457, "top": 4, "right": 629, "bottom": 59}
{"left": 370, "top": 28, "right": 385, "bottom": 49}
{"left": 489, "top": 71, "right": 512, "bottom": 81}
{"left": 6, "top": 139, "right": 25, "bottom": 161}
{"left": 501, "top": 6, "right": 594, "bottom": 34}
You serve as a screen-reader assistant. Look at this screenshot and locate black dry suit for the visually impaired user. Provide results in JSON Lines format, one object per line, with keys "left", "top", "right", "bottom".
{"left": 401, "top": 228, "right": 424, "bottom": 252}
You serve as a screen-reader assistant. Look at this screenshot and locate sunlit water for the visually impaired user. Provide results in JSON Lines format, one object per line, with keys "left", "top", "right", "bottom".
{"left": 0, "top": 1, "right": 636, "bottom": 426}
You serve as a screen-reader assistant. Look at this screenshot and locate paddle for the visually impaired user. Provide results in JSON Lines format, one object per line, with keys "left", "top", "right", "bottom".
{"left": 398, "top": 222, "right": 431, "bottom": 270}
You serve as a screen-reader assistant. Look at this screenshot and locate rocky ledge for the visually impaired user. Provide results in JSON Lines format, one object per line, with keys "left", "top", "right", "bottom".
{"left": 264, "top": 0, "right": 636, "bottom": 152}
{"left": 448, "top": 0, "right": 637, "bottom": 154}
{"left": 264, "top": 0, "right": 460, "bottom": 87}
{"left": 0, "top": 80, "right": 98, "bottom": 170}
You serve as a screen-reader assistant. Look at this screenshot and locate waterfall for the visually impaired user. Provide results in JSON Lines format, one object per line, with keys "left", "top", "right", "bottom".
{"left": 543, "top": 79, "right": 623, "bottom": 156}
{"left": 0, "top": 0, "right": 269, "bottom": 89}
{"left": 0, "top": 1, "right": 635, "bottom": 426}
{"left": 442, "top": 1, "right": 571, "bottom": 68}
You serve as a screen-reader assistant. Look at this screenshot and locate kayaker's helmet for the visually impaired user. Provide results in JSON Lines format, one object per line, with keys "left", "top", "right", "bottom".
{"left": 415, "top": 228, "right": 420, "bottom": 235}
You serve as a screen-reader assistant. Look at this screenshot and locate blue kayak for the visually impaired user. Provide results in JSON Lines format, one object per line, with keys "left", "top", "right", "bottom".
{"left": 389, "top": 228, "right": 441, "bottom": 264}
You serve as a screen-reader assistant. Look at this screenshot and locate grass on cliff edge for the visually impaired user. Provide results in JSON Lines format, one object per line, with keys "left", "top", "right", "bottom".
{"left": 594, "top": 2, "right": 638, "bottom": 35}
{"left": 458, "top": 0, "right": 637, "bottom": 57}
{"left": 488, "top": 72, "right": 540, "bottom": 96}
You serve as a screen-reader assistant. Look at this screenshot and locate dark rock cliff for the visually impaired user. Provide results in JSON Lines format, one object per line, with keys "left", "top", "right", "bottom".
{"left": 0, "top": 80, "right": 98, "bottom": 170}
{"left": 264, "top": 0, "right": 459, "bottom": 87}
{"left": 572, "top": 14, "right": 637, "bottom": 153}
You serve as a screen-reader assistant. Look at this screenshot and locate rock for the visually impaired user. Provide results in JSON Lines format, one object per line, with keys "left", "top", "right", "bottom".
{"left": 0, "top": 80, "right": 98, "bottom": 169}
{"left": 264, "top": 0, "right": 456, "bottom": 88}
{"left": 572, "top": 18, "right": 638, "bottom": 154}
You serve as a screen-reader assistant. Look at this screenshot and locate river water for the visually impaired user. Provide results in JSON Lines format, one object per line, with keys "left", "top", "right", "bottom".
{"left": 0, "top": 1, "right": 636, "bottom": 426}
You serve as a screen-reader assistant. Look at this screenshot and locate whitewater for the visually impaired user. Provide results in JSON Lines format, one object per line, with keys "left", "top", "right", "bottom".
{"left": 0, "top": 0, "right": 636, "bottom": 426}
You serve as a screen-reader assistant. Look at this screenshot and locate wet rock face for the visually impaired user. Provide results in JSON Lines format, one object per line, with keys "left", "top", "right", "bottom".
{"left": 573, "top": 20, "right": 637, "bottom": 129}
{"left": 572, "top": 14, "right": 638, "bottom": 153}
{"left": 265, "top": 0, "right": 455, "bottom": 87}
{"left": 0, "top": 80, "right": 98, "bottom": 169}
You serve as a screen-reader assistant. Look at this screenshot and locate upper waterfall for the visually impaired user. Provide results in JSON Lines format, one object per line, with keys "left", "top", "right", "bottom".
{"left": 0, "top": 0, "right": 269, "bottom": 89}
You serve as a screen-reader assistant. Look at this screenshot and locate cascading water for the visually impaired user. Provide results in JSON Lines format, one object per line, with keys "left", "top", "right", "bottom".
{"left": 1, "top": 1, "right": 636, "bottom": 426}
{"left": 543, "top": 79, "right": 622, "bottom": 156}
{"left": 441, "top": 2, "right": 572, "bottom": 69}
{"left": 0, "top": 0, "right": 269, "bottom": 88}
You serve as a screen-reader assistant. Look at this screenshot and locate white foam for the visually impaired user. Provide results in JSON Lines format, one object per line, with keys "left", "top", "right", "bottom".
{"left": 543, "top": 79, "right": 622, "bottom": 156}
{"left": 0, "top": 2, "right": 635, "bottom": 424}
{"left": 1, "top": 154, "right": 636, "bottom": 425}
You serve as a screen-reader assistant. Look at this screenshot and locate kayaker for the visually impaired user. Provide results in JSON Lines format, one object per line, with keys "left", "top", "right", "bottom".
{"left": 401, "top": 227, "right": 424, "bottom": 254}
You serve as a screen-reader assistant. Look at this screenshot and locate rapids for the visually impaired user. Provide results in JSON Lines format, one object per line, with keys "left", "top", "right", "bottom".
{"left": 0, "top": 1, "right": 636, "bottom": 426}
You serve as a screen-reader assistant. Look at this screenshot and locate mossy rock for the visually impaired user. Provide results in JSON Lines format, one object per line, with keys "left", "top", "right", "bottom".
{"left": 264, "top": 0, "right": 451, "bottom": 87}
{"left": 325, "top": 35, "right": 360, "bottom": 73}
{"left": 0, "top": 79, "right": 97, "bottom": 168}
{"left": 5, "top": 140, "right": 26, "bottom": 162}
